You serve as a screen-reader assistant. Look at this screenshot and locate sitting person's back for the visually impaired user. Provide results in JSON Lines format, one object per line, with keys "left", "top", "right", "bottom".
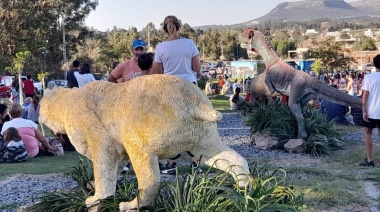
{"left": 320, "top": 100, "right": 349, "bottom": 125}
{"left": 1, "top": 127, "right": 27, "bottom": 163}
{"left": 230, "top": 87, "right": 244, "bottom": 110}
{"left": 320, "top": 84, "right": 350, "bottom": 125}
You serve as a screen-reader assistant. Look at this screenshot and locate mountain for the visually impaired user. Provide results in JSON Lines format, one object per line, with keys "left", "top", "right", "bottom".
{"left": 244, "top": 0, "right": 380, "bottom": 25}
{"left": 350, "top": 0, "right": 380, "bottom": 14}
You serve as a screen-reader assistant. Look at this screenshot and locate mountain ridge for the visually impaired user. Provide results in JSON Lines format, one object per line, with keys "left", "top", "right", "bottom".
{"left": 245, "top": 0, "right": 380, "bottom": 24}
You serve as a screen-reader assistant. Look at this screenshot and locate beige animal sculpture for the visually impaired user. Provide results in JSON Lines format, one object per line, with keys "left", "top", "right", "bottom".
{"left": 40, "top": 75, "right": 249, "bottom": 211}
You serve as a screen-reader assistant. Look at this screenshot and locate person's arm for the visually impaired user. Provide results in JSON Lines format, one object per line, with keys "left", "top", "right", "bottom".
{"left": 192, "top": 55, "right": 201, "bottom": 73}
{"left": 35, "top": 129, "right": 58, "bottom": 151}
{"left": 346, "top": 81, "right": 351, "bottom": 92}
{"left": 27, "top": 105, "right": 32, "bottom": 120}
{"left": 362, "top": 90, "right": 369, "bottom": 122}
{"left": 152, "top": 62, "right": 164, "bottom": 74}
{"left": 90, "top": 74, "right": 96, "bottom": 82}
{"left": 107, "top": 74, "right": 118, "bottom": 83}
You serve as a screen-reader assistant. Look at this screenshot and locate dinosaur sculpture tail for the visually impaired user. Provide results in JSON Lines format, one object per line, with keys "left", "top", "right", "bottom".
{"left": 314, "top": 81, "right": 362, "bottom": 108}
{"left": 195, "top": 103, "right": 223, "bottom": 122}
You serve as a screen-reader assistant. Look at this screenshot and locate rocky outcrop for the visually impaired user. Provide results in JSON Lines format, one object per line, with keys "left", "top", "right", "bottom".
{"left": 245, "top": 0, "right": 380, "bottom": 24}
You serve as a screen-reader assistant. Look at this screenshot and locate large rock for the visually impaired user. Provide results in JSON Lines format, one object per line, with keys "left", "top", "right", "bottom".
{"left": 254, "top": 132, "right": 278, "bottom": 150}
{"left": 284, "top": 139, "right": 306, "bottom": 153}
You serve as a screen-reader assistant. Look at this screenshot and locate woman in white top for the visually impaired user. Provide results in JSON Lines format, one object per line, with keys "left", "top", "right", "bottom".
{"left": 74, "top": 63, "right": 96, "bottom": 88}
{"left": 153, "top": 15, "right": 201, "bottom": 83}
{"left": 27, "top": 95, "right": 40, "bottom": 124}
{"left": 346, "top": 72, "right": 359, "bottom": 96}
{"left": 152, "top": 15, "right": 201, "bottom": 174}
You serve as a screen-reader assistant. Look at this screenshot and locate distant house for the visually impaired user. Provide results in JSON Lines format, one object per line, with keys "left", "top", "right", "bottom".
{"left": 364, "top": 29, "right": 374, "bottom": 38}
{"left": 305, "top": 29, "right": 318, "bottom": 35}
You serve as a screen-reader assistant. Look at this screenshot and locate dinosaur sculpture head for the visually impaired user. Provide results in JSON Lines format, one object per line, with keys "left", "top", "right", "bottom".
{"left": 239, "top": 28, "right": 257, "bottom": 52}
{"left": 239, "top": 28, "right": 279, "bottom": 61}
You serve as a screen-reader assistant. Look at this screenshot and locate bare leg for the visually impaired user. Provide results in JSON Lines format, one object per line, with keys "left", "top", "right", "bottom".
{"left": 364, "top": 127, "right": 373, "bottom": 161}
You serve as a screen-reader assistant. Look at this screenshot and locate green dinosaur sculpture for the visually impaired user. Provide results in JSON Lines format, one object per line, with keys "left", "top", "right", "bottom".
{"left": 239, "top": 28, "right": 361, "bottom": 140}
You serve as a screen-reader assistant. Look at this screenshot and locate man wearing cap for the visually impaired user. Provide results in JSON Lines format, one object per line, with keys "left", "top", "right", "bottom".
{"left": 108, "top": 39, "right": 147, "bottom": 83}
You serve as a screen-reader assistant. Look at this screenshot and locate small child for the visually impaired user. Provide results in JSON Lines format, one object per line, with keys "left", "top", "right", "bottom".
{"left": 1, "top": 127, "right": 27, "bottom": 163}
{"left": 138, "top": 52, "right": 154, "bottom": 74}
{"left": 22, "top": 97, "right": 33, "bottom": 119}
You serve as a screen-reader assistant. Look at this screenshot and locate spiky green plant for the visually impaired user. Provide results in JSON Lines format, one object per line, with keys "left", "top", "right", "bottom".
{"left": 154, "top": 162, "right": 307, "bottom": 211}
{"left": 33, "top": 159, "right": 307, "bottom": 212}
{"left": 245, "top": 101, "right": 342, "bottom": 155}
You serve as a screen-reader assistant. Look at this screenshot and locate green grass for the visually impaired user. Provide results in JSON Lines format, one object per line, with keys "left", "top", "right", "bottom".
{"left": 209, "top": 95, "right": 232, "bottom": 112}
{"left": 0, "top": 152, "right": 82, "bottom": 180}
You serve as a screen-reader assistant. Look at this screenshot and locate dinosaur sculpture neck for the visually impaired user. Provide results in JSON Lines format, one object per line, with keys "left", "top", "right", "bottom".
{"left": 251, "top": 31, "right": 280, "bottom": 65}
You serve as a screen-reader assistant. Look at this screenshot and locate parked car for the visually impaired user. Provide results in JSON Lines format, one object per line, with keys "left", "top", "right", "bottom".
{"left": 54, "top": 80, "right": 67, "bottom": 88}
{"left": 93, "top": 73, "right": 107, "bottom": 81}
{"left": 0, "top": 76, "right": 13, "bottom": 98}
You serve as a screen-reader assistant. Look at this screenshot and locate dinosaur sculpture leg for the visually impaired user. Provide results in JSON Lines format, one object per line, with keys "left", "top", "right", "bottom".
{"left": 287, "top": 97, "right": 308, "bottom": 140}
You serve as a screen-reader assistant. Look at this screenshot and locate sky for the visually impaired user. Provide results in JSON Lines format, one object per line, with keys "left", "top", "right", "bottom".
{"left": 85, "top": 0, "right": 355, "bottom": 31}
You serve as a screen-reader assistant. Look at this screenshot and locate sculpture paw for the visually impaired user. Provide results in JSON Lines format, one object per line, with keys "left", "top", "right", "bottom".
{"left": 85, "top": 195, "right": 100, "bottom": 208}
{"left": 119, "top": 200, "right": 138, "bottom": 212}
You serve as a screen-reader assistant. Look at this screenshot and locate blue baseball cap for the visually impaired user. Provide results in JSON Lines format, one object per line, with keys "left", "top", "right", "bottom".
{"left": 132, "top": 39, "right": 146, "bottom": 49}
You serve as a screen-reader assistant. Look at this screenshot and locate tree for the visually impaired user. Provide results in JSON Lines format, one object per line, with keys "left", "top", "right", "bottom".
{"left": 272, "top": 39, "right": 296, "bottom": 58}
{"left": 0, "top": 0, "right": 98, "bottom": 78}
{"left": 307, "top": 37, "right": 354, "bottom": 71}
{"left": 6, "top": 51, "right": 31, "bottom": 103}
{"left": 310, "top": 58, "right": 324, "bottom": 76}
{"left": 339, "top": 31, "right": 351, "bottom": 40}
{"left": 353, "top": 35, "right": 377, "bottom": 51}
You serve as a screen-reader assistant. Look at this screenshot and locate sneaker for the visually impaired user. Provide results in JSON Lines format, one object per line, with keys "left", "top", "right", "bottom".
{"left": 191, "top": 162, "right": 203, "bottom": 173}
{"left": 161, "top": 162, "right": 177, "bottom": 175}
{"left": 122, "top": 163, "right": 131, "bottom": 172}
{"left": 359, "top": 159, "right": 374, "bottom": 167}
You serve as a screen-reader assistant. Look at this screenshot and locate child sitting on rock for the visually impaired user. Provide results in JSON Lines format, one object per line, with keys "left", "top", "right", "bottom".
{"left": 1, "top": 127, "right": 28, "bottom": 163}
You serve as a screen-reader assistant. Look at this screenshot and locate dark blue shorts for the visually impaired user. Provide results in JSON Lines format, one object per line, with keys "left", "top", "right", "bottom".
{"left": 363, "top": 118, "right": 380, "bottom": 129}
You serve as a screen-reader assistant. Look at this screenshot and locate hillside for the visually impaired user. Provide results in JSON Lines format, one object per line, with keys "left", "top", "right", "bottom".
{"left": 194, "top": 0, "right": 380, "bottom": 30}
{"left": 350, "top": 0, "right": 380, "bottom": 14}
{"left": 247, "top": 0, "right": 365, "bottom": 24}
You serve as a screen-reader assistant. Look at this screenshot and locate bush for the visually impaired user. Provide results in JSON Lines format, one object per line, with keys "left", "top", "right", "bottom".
{"left": 33, "top": 159, "right": 307, "bottom": 211}
{"left": 245, "top": 100, "right": 342, "bottom": 156}
{"left": 155, "top": 163, "right": 307, "bottom": 211}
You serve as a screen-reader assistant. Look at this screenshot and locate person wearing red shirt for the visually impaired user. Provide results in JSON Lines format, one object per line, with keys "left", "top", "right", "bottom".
{"left": 24, "top": 75, "right": 35, "bottom": 98}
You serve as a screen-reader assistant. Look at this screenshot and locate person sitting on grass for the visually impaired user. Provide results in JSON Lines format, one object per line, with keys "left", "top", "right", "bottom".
{"left": 0, "top": 127, "right": 27, "bottom": 163}
{"left": 230, "top": 87, "right": 244, "bottom": 111}
{"left": 1, "top": 103, "right": 59, "bottom": 158}
{"left": 27, "top": 95, "right": 40, "bottom": 124}
{"left": 319, "top": 84, "right": 350, "bottom": 125}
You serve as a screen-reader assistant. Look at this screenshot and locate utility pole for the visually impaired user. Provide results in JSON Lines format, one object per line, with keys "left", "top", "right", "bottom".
{"left": 60, "top": 16, "right": 67, "bottom": 80}
{"left": 147, "top": 26, "right": 151, "bottom": 51}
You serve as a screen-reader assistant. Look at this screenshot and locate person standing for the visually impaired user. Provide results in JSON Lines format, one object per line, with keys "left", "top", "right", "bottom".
{"left": 108, "top": 39, "right": 146, "bottom": 83}
{"left": 27, "top": 96, "right": 40, "bottom": 124}
{"left": 359, "top": 54, "right": 380, "bottom": 167}
{"left": 217, "top": 76, "right": 225, "bottom": 94}
{"left": 346, "top": 72, "right": 359, "bottom": 96}
{"left": 24, "top": 75, "right": 36, "bottom": 98}
{"left": 153, "top": 15, "right": 201, "bottom": 174}
{"left": 74, "top": 63, "right": 96, "bottom": 88}
{"left": 67, "top": 60, "right": 81, "bottom": 88}
{"left": 11, "top": 77, "right": 20, "bottom": 103}
{"left": 152, "top": 15, "right": 200, "bottom": 81}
